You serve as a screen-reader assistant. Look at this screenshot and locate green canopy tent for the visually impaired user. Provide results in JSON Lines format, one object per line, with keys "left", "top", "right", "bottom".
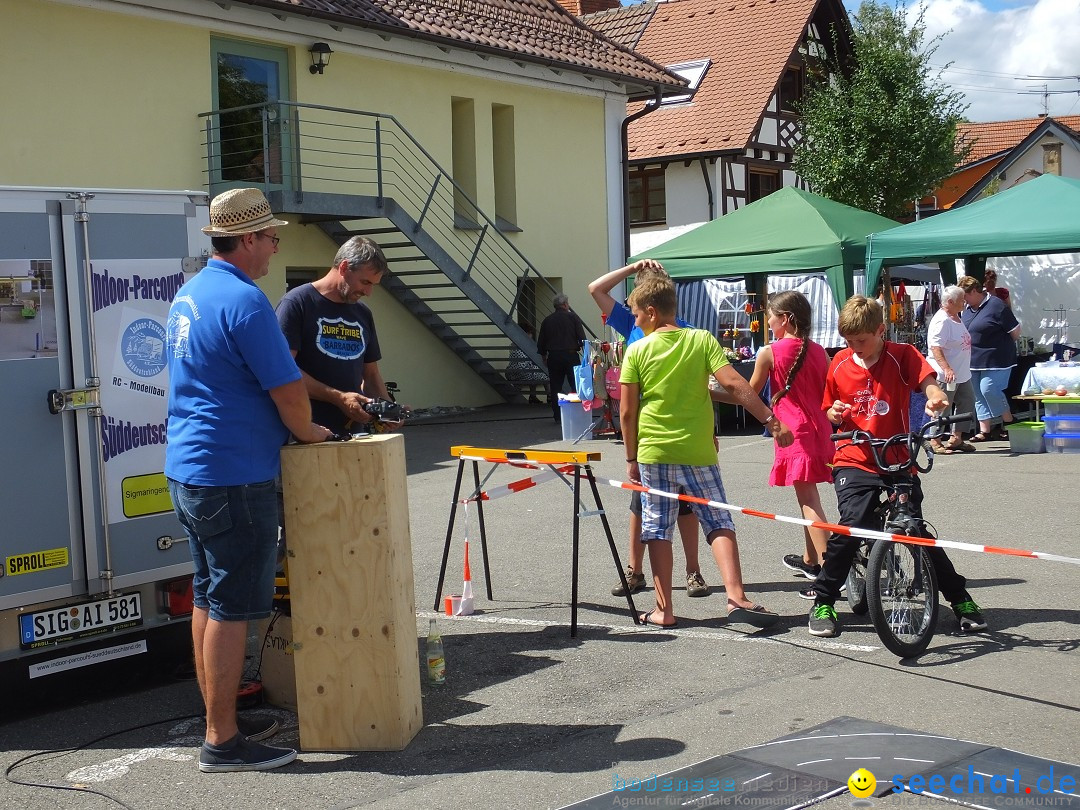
{"left": 629, "top": 186, "right": 901, "bottom": 309}
{"left": 865, "top": 174, "right": 1080, "bottom": 298}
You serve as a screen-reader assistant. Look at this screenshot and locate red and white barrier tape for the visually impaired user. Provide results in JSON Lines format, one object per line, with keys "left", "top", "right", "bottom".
{"left": 461, "top": 464, "right": 577, "bottom": 504}
{"left": 604, "top": 478, "right": 1080, "bottom": 566}
{"left": 456, "top": 455, "right": 547, "bottom": 470}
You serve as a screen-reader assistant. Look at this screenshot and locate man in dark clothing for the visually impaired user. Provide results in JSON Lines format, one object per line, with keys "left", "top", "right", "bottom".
{"left": 276, "top": 236, "right": 397, "bottom": 434}
{"left": 537, "top": 293, "right": 586, "bottom": 422}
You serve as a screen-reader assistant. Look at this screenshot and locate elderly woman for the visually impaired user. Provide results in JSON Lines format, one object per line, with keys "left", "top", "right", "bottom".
{"left": 926, "top": 285, "right": 976, "bottom": 453}
{"left": 959, "top": 275, "right": 1021, "bottom": 442}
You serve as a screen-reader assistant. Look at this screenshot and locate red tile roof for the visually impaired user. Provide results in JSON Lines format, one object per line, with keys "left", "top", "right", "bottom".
{"left": 586, "top": 0, "right": 825, "bottom": 162}
{"left": 237, "top": 0, "right": 685, "bottom": 92}
{"left": 579, "top": 1, "right": 656, "bottom": 51}
{"left": 958, "top": 115, "right": 1080, "bottom": 166}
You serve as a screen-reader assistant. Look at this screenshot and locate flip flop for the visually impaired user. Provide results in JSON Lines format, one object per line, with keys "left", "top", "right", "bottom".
{"left": 955, "top": 441, "right": 976, "bottom": 453}
{"left": 727, "top": 604, "right": 779, "bottom": 628}
{"left": 969, "top": 432, "right": 993, "bottom": 443}
{"left": 930, "top": 439, "right": 954, "bottom": 455}
{"left": 639, "top": 612, "right": 678, "bottom": 629}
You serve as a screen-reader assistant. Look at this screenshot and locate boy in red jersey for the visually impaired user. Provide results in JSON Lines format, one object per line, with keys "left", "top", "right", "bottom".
{"left": 808, "top": 296, "right": 987, "bottom": 638}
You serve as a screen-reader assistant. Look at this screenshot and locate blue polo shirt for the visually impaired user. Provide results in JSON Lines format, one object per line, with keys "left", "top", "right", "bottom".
{"left": 607, "top": 301, "right": 691, "bottom": 345}
{"left": 165, "top": 258, "right": 301, "bottom": 486}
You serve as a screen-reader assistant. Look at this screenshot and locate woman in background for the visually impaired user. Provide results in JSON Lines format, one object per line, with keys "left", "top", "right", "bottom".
{"left": 960, "top": 275, "right": 1021, "bottom": 442}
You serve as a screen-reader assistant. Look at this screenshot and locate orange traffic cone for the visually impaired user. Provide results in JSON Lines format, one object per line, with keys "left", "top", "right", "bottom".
{"left": 458, "top": 539, "right": 475, "bottom": 615}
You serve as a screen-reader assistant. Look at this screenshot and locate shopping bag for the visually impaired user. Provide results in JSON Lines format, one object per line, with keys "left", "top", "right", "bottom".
{"left": 605, "top": 366, "right": 622, "bottom": 399}
{"left": 574, "top": 364, "right": 594, "bottom": 401}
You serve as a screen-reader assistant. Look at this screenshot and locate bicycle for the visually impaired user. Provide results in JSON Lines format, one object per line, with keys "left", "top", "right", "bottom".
{"left": 831, "top": 412, "right": 973, "bottom": 657}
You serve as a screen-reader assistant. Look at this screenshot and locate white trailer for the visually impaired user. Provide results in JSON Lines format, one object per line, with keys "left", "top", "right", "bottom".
{"left": 0, "top": 187, "right": 208, "bottom": 688}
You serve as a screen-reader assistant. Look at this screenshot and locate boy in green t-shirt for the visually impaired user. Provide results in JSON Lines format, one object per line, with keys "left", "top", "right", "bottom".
{"left": 620, "top": 275, "right": 794, "bottom": 628}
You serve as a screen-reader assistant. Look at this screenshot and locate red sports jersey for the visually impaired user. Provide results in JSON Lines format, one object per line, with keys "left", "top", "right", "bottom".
{"left": 823, "top": 342, "right": 935, "bottom": 473}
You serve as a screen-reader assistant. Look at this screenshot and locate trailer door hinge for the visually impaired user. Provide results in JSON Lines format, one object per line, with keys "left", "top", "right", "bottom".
{"left": 47, "top": 381, "right": 101, "bottom": 415}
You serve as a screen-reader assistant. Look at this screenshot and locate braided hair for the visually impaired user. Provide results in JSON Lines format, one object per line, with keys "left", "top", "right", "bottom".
{"left": 767, "top": 290, "right": 813, "bottom": 408}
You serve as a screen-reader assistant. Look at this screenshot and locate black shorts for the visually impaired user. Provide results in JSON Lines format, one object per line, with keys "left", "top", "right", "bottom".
{"left": 629, "top": 488, "right": 692, "bottom": 517}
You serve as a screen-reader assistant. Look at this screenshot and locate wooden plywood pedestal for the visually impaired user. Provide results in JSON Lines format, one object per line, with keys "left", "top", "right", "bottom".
{"left": 280, "top": 433, "right": 422, "bottom": 752}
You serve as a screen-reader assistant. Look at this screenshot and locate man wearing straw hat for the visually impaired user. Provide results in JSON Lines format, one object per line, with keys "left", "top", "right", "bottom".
{"left": 166, "top": 188, "right": 332, "bottom": 773}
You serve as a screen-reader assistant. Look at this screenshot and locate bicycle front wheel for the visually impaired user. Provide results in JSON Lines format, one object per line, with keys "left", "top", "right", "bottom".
{"left": 865, "top": 540, "right": 939, "bottom": 657}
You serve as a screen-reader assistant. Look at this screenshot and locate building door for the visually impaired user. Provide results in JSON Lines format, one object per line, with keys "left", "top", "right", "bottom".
{"left": 210, "top": 39, "right": 292, "bottom": 189}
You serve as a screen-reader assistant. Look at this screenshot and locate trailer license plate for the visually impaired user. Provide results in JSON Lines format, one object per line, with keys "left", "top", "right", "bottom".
{"left": 18, "top": 593, "right": 142, "bottom": 650}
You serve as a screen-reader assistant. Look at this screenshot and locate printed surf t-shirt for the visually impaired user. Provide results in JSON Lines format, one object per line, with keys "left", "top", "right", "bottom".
{"left": 276, "top": 284, "right": 382, "bottom": 432}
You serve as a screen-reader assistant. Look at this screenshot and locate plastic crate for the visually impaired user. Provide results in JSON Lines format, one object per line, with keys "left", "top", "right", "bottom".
{"left": 1043, "top": 432, "right": 1080, "bottom": 453}
{"left": 1008, "top": 421, "right": 1045, "bottom": 454}
{"left": 1043, "top": 398, "right": 1080, "bottom": 417}
{"left": 1042, "top": 414, "right": 1080, "bottom": 434}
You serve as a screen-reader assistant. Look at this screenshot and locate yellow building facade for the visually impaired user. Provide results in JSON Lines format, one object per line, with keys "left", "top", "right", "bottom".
{"left": 2, "top": 0, "right": 673, "bottom": 406}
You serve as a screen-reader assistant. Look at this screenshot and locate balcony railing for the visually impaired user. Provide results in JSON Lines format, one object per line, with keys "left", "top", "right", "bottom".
{"left": 198, "top": 101, "right": 590, "bottom": 335}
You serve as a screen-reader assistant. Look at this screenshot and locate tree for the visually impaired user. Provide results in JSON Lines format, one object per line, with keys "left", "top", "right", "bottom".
{"left": 793, "top": 2, "right": 970, "bottom": 220}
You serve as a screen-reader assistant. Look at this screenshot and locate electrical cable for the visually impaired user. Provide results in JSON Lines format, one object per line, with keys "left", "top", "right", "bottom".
{"left": 3, "top": 712, "right": 201, "bottom": 810}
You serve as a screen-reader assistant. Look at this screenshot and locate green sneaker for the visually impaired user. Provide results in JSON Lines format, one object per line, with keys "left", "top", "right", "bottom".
{"left": 952, "top": 599, "right": 987, "bottom": 632}
{"left": 808, "top": 603, "right": 839, "bottom": 637}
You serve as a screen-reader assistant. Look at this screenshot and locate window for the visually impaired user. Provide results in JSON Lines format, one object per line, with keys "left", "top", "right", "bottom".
{"left": 662, "top": 60, "right": 711, "bottom": 105}
{"left": 492, "top": 104, "right": 518, "bottom": 229}
{"left": 210, "top": 39, "right": 291, "bottom": 187}
{"left": 747, "top": 168, "right": 779, "bottom": 203}
{"left": 779, "top": 66, "right": 803, "bottom": 113}
{"left": 451, "top": 97, "right": 479, "bottom": 228}
{"left": 628, "top": 166, "right": 666, "bottom": 225}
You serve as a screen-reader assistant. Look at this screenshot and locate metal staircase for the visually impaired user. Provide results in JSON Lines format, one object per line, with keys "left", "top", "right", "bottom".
{"left": 199, "top": 101, "right": 592, "bottom": 402}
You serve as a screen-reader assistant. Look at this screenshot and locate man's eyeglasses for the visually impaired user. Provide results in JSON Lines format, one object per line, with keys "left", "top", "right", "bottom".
{"left": 256, "top": 232, "right": 280, "bottom": 247}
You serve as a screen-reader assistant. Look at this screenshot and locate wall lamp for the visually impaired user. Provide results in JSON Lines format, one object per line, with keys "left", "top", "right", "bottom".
{"left": 309, "top": 42, "right": 333, "bottom": 75}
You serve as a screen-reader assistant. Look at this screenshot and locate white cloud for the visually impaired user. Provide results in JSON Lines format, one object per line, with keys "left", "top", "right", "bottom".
{"left": 853, "top": 0, "right": 1080, "bottom": 122}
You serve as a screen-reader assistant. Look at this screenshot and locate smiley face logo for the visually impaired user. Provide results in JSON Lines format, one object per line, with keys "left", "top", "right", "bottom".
{"left": 848, "top": 768, "right": 877, "bottom": 798}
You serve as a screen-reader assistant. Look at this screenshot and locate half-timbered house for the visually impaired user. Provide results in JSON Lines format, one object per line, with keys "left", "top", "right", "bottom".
{"left": 577, "top": 0, "right": 852, "bottom": 256}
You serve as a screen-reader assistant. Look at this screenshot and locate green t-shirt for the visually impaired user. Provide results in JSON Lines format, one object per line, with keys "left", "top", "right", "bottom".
{"left": 620, "top": 328, "right": 727, "bottom": 466}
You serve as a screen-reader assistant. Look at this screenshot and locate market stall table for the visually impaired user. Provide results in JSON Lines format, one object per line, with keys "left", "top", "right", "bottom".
{"left": 1019, "top": 363, "right": 1080, "bottom": 421}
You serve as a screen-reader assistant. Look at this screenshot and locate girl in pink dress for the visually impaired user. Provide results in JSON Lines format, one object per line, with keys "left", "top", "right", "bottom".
{"left": 748, "top": 290, "right": 835, "bottom": 598}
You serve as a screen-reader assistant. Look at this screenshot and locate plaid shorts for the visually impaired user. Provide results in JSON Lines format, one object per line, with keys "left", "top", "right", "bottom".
{"left": 638, "top": 463, "right": 735, "bottom": 542}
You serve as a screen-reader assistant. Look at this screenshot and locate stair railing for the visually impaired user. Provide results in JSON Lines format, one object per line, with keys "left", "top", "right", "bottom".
{"left": 199, "top": 101, "right": 595, "bottom": 338}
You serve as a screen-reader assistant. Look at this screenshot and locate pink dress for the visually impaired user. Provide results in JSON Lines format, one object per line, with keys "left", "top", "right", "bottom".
{"left": 768, "top": 338, "right": 834, "bottom": 486}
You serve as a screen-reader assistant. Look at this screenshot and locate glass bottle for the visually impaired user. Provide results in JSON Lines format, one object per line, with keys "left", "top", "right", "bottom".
{"left": 426, "top": 618, "right": 445, "bottom": 685}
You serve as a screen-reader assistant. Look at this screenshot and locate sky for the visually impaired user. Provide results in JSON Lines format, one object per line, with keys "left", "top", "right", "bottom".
{"left": 844, "top": 0, "right": 1080, "bottom": 122}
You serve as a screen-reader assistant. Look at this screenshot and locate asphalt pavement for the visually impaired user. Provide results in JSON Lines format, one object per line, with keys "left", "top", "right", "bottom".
{"left": 2, "top": 403, "right": 1077, "bottom": 810}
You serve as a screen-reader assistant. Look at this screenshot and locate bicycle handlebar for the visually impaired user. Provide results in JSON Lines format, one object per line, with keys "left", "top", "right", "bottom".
{"left": 829, "top": 412, "right": 974, "bottom": 475}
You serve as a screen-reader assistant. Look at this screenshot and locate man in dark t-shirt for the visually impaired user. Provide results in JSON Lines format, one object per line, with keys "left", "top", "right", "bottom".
{"left": 276, "top": 236, "right": 397, "bottom": 433}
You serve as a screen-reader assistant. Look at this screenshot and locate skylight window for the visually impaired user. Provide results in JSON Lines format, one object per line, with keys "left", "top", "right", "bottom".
{"left": 662, "top": 59, "right": 711, "bottom": 105}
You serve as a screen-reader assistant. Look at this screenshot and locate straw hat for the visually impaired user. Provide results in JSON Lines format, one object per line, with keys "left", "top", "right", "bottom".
{"left": 201, "top": 187, "right": 288, "bottom": 236}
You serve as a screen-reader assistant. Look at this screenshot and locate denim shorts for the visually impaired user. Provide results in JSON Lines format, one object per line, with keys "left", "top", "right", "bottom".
{"left": 638, "top": 463, "right": 735, "bottom": 541}
{"left": 168, "top": 478, "right": 279, "bottom": 622}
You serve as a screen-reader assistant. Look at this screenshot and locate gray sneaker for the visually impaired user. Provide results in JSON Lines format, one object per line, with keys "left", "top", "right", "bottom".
{"left": 199, "top": 734, "right": 297, "bottom": 773}
{"left": 686, "top": 571, "right": 710, "bottom": 597}
{"left": 808, "top": 603, "right": 839, "bottom": 637}
{"left": 237, "top": 713, "right": 279, "bottom": 742}
{"left": 611, "top": 567, "right": 646, "bottom": 596}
